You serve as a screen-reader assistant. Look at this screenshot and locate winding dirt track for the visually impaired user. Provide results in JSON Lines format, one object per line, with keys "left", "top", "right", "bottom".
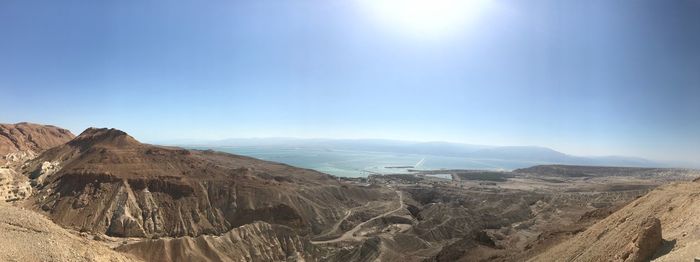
{"left": 311, "top": 190, "right": 404, "bottom": 244}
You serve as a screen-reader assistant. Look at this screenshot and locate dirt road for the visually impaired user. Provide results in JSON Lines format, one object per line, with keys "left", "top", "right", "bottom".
{"left": 312, "top": 190, "right": 404, "bottom": 244}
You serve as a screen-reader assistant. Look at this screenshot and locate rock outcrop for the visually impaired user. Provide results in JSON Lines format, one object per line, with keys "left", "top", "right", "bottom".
{"left": 619, "top": 217, "right": 662, "bottom": 262}
{"left": 530, "top": 181, "right": 700, "bottom": 261}
{"left": 0, "top": 168, "right": 31, "bottom": 202}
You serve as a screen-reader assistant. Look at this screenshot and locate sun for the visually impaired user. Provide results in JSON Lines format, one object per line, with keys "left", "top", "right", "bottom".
{"left": 358, "top": 0, "right": 492, "bottom": 38}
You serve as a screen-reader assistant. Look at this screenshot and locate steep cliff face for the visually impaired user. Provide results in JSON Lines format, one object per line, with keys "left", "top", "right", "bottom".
{"left": 27, "top": 128, "right": 389, "bottom": 238}
{"left": 117, "top": 221, "right": 321, "bottom": 262}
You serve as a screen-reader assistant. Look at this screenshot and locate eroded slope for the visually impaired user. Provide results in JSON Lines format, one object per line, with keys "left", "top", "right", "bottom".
{"left": 0, "top": 122, "right": 75, "bottom": 202}
{"left": 117, "top": 221, "right": 320, "bottom": 262}
{"left": 25, "top": 128, "right": 390, "bottom": 239}
{"left": 0, "top": 122, "right": 74, "bottom": 166}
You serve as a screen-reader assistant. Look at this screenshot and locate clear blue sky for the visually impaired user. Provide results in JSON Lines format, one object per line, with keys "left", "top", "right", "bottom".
{"left": 1, "top": 0, "right": 698, "bottom": 164}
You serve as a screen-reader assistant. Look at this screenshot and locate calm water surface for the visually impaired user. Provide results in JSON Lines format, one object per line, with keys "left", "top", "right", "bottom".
{"left": 194, "top": 146, "right": 537, "bottom": 177}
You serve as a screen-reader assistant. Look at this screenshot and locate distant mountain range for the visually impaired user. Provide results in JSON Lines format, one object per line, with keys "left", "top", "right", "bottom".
{"left": 158, "top": 138, "right": 664, "bottom": 168}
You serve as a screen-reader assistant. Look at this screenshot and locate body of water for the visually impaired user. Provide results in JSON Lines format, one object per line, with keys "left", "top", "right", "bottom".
{"left": 195, "top": 146, "right": 540, "bottom": 177}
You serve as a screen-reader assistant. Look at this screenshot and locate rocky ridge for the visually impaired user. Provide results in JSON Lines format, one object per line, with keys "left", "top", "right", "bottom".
{"left": 0, "top": 122, "right": 74, "bottom": 202}
{"left": 0, "top": 122, "right": 74, "bottom": 166}
{"left": 25, "top": 127, "right": 390, "bottom": 240}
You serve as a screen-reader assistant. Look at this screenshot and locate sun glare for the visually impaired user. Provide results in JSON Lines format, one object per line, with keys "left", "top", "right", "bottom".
{"left": 358, "top": 0, "right": 491, "bottom": 38}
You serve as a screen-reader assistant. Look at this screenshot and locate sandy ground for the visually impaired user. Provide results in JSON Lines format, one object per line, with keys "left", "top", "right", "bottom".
{"left": 0, "top": 203, "right": 139, "bottom": 262}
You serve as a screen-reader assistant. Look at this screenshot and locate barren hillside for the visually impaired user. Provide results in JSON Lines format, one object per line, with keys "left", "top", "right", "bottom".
{"left": 1, "top": 124, "right": 698, "bottom": 262}
{"left": 0, "top": 203, "right": 138, "bottom": 261}
{"left": 24, "top": 127, "right": 391, "bottom": 239}
{"left": 0, "top": 122, "right": 74, "bottom": 165}
{"left": 117, "top": 221, "right": 321, "bottom": 261}
{"left": 1, "top": 122, "right": 75, "bottom": 202}
{"left": 531, "top": 180, "right": 700, "bottom": 261}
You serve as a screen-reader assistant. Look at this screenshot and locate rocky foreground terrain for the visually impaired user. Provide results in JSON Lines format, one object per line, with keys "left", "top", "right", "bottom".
{"left": 0, "top": 122, "right": 699, "bottom": 261}
{"left": 0, "top": 203, "right": 138, "bottom": 261}
{"left": 531, "top": 180, "right": 700, "bottom": 261}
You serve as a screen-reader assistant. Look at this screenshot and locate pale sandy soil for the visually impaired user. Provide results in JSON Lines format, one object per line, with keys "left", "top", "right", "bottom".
{"left": 0, "top": 203, "right": 139, "bottom": 262}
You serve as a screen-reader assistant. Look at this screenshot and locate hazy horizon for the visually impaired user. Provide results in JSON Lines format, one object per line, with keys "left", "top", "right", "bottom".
{"left": 147, "top": 135, "right": 646, "bottom": 156}
{"left": 3, "top": 121, "right": 690, "bottom": 166}
{"left": 2, "top": 0, "right": 699, "bottom": 164}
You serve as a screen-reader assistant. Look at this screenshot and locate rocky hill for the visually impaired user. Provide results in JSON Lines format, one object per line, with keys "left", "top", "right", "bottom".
{"left": 24, "top": 127, "right": 389, "bottom": 239}
{"left": 531, "top": 179, "right": 700, "bottom": 261}
{"left": 1, "top": 122, "right": 75, "bottom": 202}
{"left": 0, "top": 122, "right": 75, "bottom": 166}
